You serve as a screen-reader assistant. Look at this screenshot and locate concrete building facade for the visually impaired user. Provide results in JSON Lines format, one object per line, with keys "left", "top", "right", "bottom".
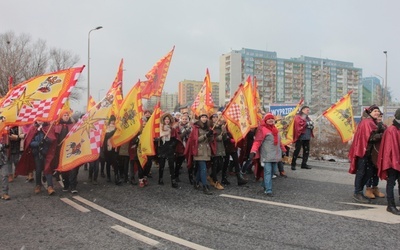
{"left": 361, "top": 76, "right": 383, "bottom": 106}
{"left": 178, "top": 79, "right": 220, "bottom": 108}
{"left": 220, "top": 48, "right": 362, "bottom": 113}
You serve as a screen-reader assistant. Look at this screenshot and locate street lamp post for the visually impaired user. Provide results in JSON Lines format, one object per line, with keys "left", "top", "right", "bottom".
{"left": 383, "top": 51, "right": 388, "bottom": 121}
{"left": 87, "top": 26, "right": 103, "bottom": 108}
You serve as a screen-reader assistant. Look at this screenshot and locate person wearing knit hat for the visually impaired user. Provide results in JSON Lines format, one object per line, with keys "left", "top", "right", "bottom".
{"left": 376, "top": 108, "right": 400, "bottom": 215}
{"left": 364, "top": 111, "right": 386, "bottom": 199}
{"left": 54, "top": 110, "right": 79, "bottom": 193}
{"left": 365, "top": 104, "right": 380, "bottom": 115}
{"left": 207, "top": 113, "right": 225, "bottom": 190}
{"left": 174, "top": 112, "right": 182, "bottom": 123}
{"left": 248, "top": 112, "right": 286, "bottom": 197}
{"left": 348, "top": 103, "right": 381, "bottom": 204}
{"left": 185, "top": 113, "right": 214, "bottom": 194}
{"left": 264, "top": 113, "right": 275, "bottom": 121}
{"left": 290, "top": 106, "right": 314, "bottom": 170}
{"left": 157, "top": 113, "right": 179, "bottom": 188}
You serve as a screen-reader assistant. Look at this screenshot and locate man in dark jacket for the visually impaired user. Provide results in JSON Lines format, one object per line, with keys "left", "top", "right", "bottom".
{"left": 291, "top": 106, "right": 314, "bottom": 170}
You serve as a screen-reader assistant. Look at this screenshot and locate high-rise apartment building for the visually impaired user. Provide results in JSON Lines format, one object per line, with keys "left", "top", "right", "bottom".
{"left": 144, "top": 92, "right": 178, "bottom": 112}
{"left": 178, "top": 79, "right": 220, "bottom": 107}
{"left": 361, "top": 77, "right": 383, "bottom": 106}
{"left": 220, "top": 48, "right": 362, "bottom": 113}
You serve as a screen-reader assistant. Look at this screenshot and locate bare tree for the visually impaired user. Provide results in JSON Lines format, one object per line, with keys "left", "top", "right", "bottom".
{"left": 48, "top": 47, "right": 83, "bottom": 102}
{"left": 0, "top": 31, "right": 81, "bottom": 101}
{"left": 49, "top": 48, "right": 80, "bottom": 71}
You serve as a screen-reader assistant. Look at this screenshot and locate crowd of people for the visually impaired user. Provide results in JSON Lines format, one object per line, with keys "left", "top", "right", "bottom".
{"left": 1, "top": 105, "right": 400, "bottom": 216}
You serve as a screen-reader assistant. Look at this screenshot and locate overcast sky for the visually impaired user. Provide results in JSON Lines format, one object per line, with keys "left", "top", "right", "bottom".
{"left": 2, "top": 0, "right": 399, "bottom": 112}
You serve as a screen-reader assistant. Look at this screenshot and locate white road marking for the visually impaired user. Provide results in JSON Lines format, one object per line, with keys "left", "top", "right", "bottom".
{"left": 73, "top": 196, "right": 213, "bottom": 250}
{"left": 111, "top": 225, "right": 161, "bottom": 247}
{"left": 220, "top": 194, "right": 400, "bottom": 224}
{"left": 60, "top": 198, "right": 90, "bottom": 213}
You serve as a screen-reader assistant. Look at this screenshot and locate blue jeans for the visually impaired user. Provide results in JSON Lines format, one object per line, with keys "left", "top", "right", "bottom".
{"left": 354, "top": 156, "right": 373, "bottom": 194}
{"left": 195, "top": 161, "right": 207, "bottom": 186}
{"left": 263, "top": 162, "right": 277, "bottom": 194}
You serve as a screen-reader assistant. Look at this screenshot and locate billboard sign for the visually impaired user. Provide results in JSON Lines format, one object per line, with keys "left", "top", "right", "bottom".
{"left": 270, "top": 104, "right": 297, "bottom": 117}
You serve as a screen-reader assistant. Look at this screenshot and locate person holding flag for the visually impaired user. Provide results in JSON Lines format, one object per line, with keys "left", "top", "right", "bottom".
{"left": 175, "top": 114, "right": 192, "bottom": 183}
{"left": 208, "top": 113, "right": 226, "bottom": 190}
{"left": 291, "top": 106, "right": 314, "bottom": 170}
{"left": 103, "top": 115, "right": 121, "bottom": 185}
{"left": 26, "top": 120, "right": 56, "bottom": 195}
{"left": 349, "top": 105, "right": 381, "bottom": 203}
{"left": 53, "top": 110, "right": 77, "bottom": 193}
{"left": 157, "top": 113, "right": 179, "bottom": 188}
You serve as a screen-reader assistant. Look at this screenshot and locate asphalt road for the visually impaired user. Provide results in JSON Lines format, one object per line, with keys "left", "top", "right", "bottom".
{"left": 1, "top": 159, "right": 399, "bottom": 250}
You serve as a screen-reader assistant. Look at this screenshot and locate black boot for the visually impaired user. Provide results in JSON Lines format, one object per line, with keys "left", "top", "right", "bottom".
{"left": 387, "top": 199, "right": 400, "bottom": 215}
{"left": 188, "top": 170, "right": 194, "bottom": 185}
{"left": 237, "top": 173, "right": 247, "bottom": 186}
{"left": 158, "top": 167, "right": 164, "bottom": 185}
{"left": 114, "top": 173, "right": 122, "bottom": 185}
{"left": 221, "top": 175, "right": 230, "bottom": 185}
{"left": 171, "top": 178, "right": 178, "bottom": 188}
{"left": 203, "top": 185, "right": 212, "bottom": 195}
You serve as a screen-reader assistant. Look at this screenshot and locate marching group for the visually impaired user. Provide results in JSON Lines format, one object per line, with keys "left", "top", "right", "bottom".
{"left": 0, "top": 106, "right": 312, "bottom": 199}
{"left": 1, "top": 104, "right": 400, "bottom": 216}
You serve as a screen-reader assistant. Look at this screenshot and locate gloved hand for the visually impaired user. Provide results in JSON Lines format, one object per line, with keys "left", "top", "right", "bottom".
{"left": 248, "top": 152, "right": 256, "bottom": 161}
{"left": 377, "top": 122, "right": 385, "bottom": 133}
{"left": 206, "top": 130, "right": 213, "bottom": 137}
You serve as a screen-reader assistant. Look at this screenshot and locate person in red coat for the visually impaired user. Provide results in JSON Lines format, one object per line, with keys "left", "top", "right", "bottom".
{"left": 53, "top": 111, "right": 77, "bottom": 193}
{"left": 348, "top": 105, "right": 381, "bottom": 203}
{"left": 290, "top": 106, "right": 314, "bottom": 170}
{"left": 377, "top": 108, "right": 400, "bottom": 215}
{"left": 25, "top": 120, "right": 56, "bottom": 195}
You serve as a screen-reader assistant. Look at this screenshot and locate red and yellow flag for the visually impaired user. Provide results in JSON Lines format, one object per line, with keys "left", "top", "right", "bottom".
{"left": 140, "top": 47, "right": 175, "bottom": 99}
{"left": 110, "top": 81, "right": 143, "bottom": 147}
{"left": 243, "top": 76, "right": 258, "bottom": 128}
{"left": 57, "top": 88, "right": 118, "bottom": 172}
{"left": 191, "top": 68, "right": 214, "bottom": 116}
{"left": 322, "top": 91, "right": 355, "bottom": 143}
{"left": 87, "top": 95, "right": 96, "bottom": 111}
{"left": 0, "top": 66, "right": 84, "bottom": 128}
{"left": 276, "top": 99, "right": 303, "bottom": 146}
{"left": 138, "top": 103, "right": 161, "bottom": 167}
{"left": 110, "top": 59, "right": 124, "bottom": 117}
{"left": 222, "top": 84, "right": 251, "bottom": 144}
